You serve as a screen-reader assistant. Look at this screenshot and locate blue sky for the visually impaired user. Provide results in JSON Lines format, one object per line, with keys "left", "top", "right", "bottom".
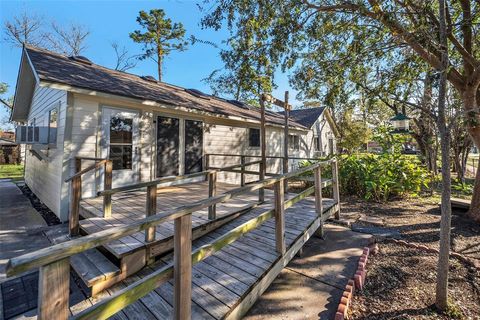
{"left": 0, "top": 0, "right": 298, "bottom": 129}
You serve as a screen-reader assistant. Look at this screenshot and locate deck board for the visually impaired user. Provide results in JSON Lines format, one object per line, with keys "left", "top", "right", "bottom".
{"left": 79, "top": 181, "right": 266, "bottom": 259}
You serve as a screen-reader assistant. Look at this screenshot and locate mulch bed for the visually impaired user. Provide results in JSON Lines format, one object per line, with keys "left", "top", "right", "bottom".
{"left": 18, "top": 184, "right": 61, "bottom": 226}
{"left": 342, "top": 196, "right": 480, "bottom": 319}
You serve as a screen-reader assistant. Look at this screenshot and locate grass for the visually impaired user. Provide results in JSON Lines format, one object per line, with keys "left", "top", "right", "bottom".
{"left": 0, "top": 164, "right": 24, "bottom": 181}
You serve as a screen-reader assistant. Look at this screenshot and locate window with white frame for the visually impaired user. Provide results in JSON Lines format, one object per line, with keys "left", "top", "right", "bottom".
{"left": 48, "top": 107, "right": 58, "bottom": 145}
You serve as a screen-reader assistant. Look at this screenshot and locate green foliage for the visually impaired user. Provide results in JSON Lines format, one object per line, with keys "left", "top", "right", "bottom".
{"left": 444, "top": 301, "right": 464, "bottom": 319}
{"left": 451, "top": 180, "right": 473, "bottom": 197}
{"left": 339, "top": 153, "right": 430, "bottom": 201}
{"left": 337, "top": 109, "right": 371, "bottom": 153}
{"left": 130, "top": 9, "right": 188, "bottom": 81}
{"left": 372, "top": 124, "right": 409, "bottom": 154}
{"left": 299, "top": 153, "right": 429, "bottom": 202}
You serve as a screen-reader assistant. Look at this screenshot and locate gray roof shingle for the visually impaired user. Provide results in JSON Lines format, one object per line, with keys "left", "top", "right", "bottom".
{"left": 278, "top": 107, "right": 326, "bottom": 128}
{"left": 25, "top": 46, "right": 306, "bottom": 129}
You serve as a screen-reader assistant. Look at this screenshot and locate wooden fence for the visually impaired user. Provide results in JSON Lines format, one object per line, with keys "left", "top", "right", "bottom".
{"left": 6, "top": 158, "right": 339, "bottom": 320}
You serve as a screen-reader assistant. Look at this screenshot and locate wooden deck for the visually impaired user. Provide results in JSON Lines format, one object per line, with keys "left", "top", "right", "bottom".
{"left": 69, "top": 193, "right": 338, "bottom": 319}
{"left": 79, "top": 182, "right": 287, "bottom": 259}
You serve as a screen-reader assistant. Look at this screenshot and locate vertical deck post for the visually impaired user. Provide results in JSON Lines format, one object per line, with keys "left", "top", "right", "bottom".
{"left": 174, "top": 214, "right": 192, "bottom": 320}
{"left": 69, "top": 159, "right": 82, "bottom": 236}
{"left": 314, "top": 165, "right": 324, "bottom": 238}
{"left": 38, "top": 258, "right": 70, "bottom": 320}
{"left": 283, "top": 91, "right": 289, "bottom": 193}
{"left": 332, "top": 159, "right": 340, "bottom": 219}
{"left": 205, "top": 154, "right": 210, "bottom": 170}
{"left": 69, "top": 176, "right": 81, "bottom": 236}
{"left": 259, "top": 95, "right": 266, "bottom": 202}
{"left": 103, "top": 160, "right": 113, "bottom": 218}
{"left": 274, "top": 180, "right": 286, "bottom": 255}
{"left": 145, "top": 184, "right": 157, "bottom": 242}
{"left": 240, "top": 155, "right": 246, "bottom": 187}
{"left": 208, "top": 171, "right": 217, "bottom": 220}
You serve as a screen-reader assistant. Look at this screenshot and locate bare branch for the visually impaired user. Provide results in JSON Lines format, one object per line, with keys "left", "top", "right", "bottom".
{"left": 46, "top": 22, "right": 90, "bottom": 55}
{"left": 111, "top": 42, "right": 138, "bottom": 72}
{"left": 3, "top": 11, "right": 46, "bottom": 47}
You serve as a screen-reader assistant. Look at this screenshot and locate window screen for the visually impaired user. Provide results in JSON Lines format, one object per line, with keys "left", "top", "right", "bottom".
{"left": 249, "top": 128, "right": 260, "bottom": 147}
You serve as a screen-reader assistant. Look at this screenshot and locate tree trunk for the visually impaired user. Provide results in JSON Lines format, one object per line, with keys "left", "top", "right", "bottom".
{"left": 464, "top": 87, "right": 480, "bottom": 222}
{"left": 435, "top": 0, "right": 452, "bottom": 311}
{"left": 157, "top": 49, "right": 162, "bottom": 82}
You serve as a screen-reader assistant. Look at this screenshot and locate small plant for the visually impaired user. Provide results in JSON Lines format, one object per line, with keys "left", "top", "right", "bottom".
{"left": 444, "top": 301, "right": 464, "bottom": 319}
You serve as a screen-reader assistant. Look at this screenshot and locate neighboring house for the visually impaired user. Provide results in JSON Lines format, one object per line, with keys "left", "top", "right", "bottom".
{"left": 11, "top": 46, "right": 338, "bottom": 221}
{"left": 0, "top": 136, "right": 21, "bottom": 164}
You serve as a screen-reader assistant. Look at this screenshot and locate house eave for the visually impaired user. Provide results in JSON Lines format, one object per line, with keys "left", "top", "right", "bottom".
{"left": 40, "top": 80, "right": 309, "bottom": 132}
{"left": 11, "top": 47, "right": 40, "bottom": 123}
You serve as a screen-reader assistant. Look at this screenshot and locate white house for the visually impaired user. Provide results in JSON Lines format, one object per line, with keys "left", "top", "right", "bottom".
{"left": 11, "top": 46, "right": 338, "bottom": 221}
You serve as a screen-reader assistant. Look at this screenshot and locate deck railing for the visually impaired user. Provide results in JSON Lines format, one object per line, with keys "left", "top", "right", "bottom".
{"left": 64, "top": 157, "right": 112, "bottom": 236}
{"left": 5, "top": 158, "right": 339, "bottom": 320}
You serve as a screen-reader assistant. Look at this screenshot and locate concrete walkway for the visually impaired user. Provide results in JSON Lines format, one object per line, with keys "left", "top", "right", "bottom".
{"left": 0, "top": 179, "right": 49, "bottom": 280}
{"left": 244, "top": 223, "right": 371, "bottom": 320}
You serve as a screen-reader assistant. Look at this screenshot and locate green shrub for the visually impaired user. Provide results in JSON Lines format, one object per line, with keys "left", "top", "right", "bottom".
{"left": 339, "top": 153, "right": 430, "bottom": 201}
{"left": 299, "top": 153, "right": 430, "bottom": 201}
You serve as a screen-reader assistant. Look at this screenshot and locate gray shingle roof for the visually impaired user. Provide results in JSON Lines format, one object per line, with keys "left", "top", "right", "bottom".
{"left": 278, "top": 107, "right": 326, "bottom": 128}
{"left": 25, "top": 46, "right": 306, "bottom": 129}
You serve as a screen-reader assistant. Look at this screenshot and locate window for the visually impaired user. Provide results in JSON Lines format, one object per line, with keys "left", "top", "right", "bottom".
{"left": 28, "top": 118, "right": 36, "bottom": 142}
{"left": 288, "top": 134, "right": 299, "bottom": 151}
{"left": 110, "top": 115, "right": 133, "bottom": 170}
{"left": 48, "top": 108, "right": 58, "bottom": 145}
{"left": 328, "top": 138, "right": 335, "bottom": 155}
{"left": 314, "top": 136, "right": 320, "bottom": 151}
{"left": 249, "top": 128, "right": 260, "bottom": 147}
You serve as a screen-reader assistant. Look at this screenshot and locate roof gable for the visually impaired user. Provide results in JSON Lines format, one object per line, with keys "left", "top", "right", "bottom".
{"left": 11, "top": 48, "right": 38, "bottom": 122}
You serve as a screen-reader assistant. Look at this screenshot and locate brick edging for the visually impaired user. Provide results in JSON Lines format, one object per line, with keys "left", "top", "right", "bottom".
{"left": 335, "top": 244, "right": 377, "bottom": 320}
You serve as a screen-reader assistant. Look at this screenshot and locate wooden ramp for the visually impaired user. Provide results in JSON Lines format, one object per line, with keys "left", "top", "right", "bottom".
{"left": 69, "top": 195, "right": 338, "bottom": 319}
{"left": 75, "top": 182, "right": 295, "bottom": 295}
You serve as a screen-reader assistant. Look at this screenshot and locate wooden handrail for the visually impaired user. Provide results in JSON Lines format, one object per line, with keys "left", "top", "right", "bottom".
{"left": 64, "top": 159, "right": 108, "bottom": 183}
{"left": 6, "top": 159, "right": 334, "bottom": 277}
{"left": 206, "top": 153, "right": 329, "bottom": 162}
{"left": 75, "top": 156, "right": 107, "bottom": 161}
{"left": 97, "top": 160, "right": 262, "bottom": 197}
{"left": 97, "top": 170, "right": 212, "bottom": 196}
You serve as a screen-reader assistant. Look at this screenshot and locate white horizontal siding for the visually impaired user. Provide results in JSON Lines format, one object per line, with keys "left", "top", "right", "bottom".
{"left": 24, "top": 85, "right": 67, "bottom": 219}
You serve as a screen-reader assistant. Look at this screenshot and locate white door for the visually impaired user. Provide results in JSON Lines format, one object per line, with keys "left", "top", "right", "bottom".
{"left": 101, "top": 107, "right": 140, "bottom": 188}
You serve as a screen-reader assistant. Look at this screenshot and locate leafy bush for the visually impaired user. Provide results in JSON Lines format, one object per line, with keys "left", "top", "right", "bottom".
{"left": 299, "top": 153, "right": 430, "bottom": 201}
{"left": 339, "top": 153, "right": 430, "bottom": 201}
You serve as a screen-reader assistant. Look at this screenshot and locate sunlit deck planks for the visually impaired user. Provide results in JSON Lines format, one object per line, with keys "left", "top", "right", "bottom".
{"left": 69, "top": 194, "right": 338, "bottom": 320}
{"left": 79, "top": 181, "right": 273, "bottom": 258}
